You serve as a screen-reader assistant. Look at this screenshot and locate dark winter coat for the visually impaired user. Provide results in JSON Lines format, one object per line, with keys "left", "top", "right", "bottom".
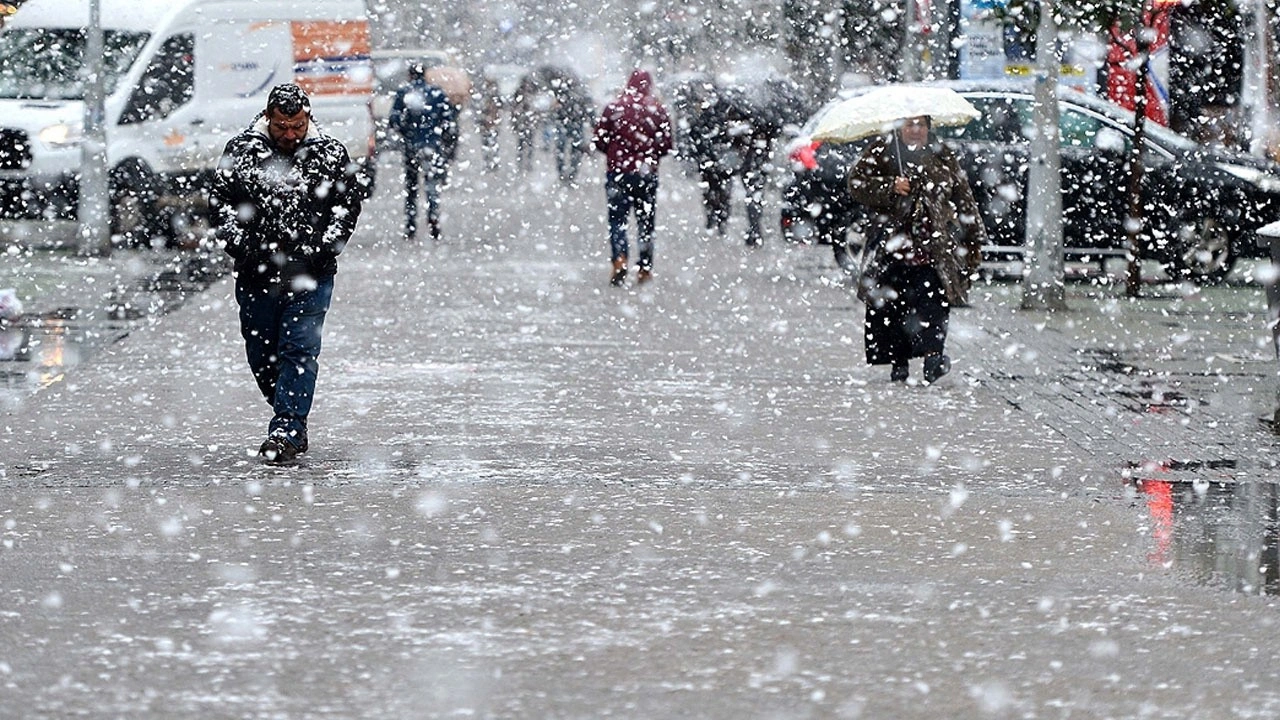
{"left": 212, "top": 116, "right": 363, "bottom": 285}
{"left": 389, "top": 79, "right": 460, "bottom": 159}
{"left": 687, "top": 87, "right": 777, "bottom": 177}
{"left": 847, "top": 133, "right": 987, "bottom": 306}
{"left": 592, "top": 70, "right": 674, "bottom": 175}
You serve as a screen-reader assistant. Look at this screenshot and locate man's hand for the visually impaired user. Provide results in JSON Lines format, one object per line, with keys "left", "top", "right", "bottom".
{"left": 893, "top": 176, "right": 911, "bottom": 196}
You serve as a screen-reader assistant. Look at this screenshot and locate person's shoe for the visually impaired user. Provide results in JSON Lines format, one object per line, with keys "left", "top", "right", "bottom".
{"left": 258, "top": 429, "right": 301, "bottom": 464}
{"left": 429, "top": 220, "right": 441, "bottom": 241}
{"left": 890, "top": 361, "right": 909, "bottom": 383}
{"left": 923, "top": 354, "right": 951, "bottom": 384}
{"left": 610, "top": 257, "right": 628, "bottom": 287}
{"left": 636, "top": 267, "right": 653, "bottom": 285}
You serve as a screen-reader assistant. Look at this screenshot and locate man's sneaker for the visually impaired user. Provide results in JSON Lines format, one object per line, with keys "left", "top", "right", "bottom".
{"left": 923, "top": 354, "right": 951, "bottom": 384}
{"left": 258, "top": 430, "right": 302, "bottom": 464}
{"left": 636, "top": 267, "right": 653, "bottom": 284}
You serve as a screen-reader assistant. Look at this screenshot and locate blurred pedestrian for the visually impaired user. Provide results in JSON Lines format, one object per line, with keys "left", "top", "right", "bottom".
{"left": 686, "top": 84, "right": 777, "bottom": 246}
{"left": 592, "top": 69, "right": 674, "bottom": 286}
{"left": 389, "top": 62, "right": 459, "bottom": 240}
{"left": 847, "top": 115, "right": 985, "bottom": 384}
{"left": 474, "top": 75, "right": 503, "bottom": 173}
{"left": 550, "top": 71, "right": 592, "bottom": 185}
{"left": 211, "top": 83, "right": 364, "bottom": 463}
{"left": 512, "top": 72, "right": 544, "bottom": 174}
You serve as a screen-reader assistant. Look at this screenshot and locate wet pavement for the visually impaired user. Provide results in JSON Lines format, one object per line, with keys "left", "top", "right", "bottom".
{"left": 0, "top": 244, "right": 224, "bottom": 412}
{"left": 3, "top": 139, "right": 1280, "bottom": 718}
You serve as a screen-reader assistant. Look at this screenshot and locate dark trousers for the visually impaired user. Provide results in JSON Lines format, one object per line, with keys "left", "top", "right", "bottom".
{"left": 700, "top": 158, "right": 766, "bottom": 245}
{"left": 404, "top": 147, "right": 448, "bottom": 238}
{"left": 235, "top": 276, "right": 334, "bottom": 442}
{"left": 864, "top": 264, "right": 949, "bottom": 365}
{"left": 555, "top": 125, "right": 584, "bottom": 183}
{"left": 700, "top": 165, "right": 731, "bottom": 234}
{"left": 606, "top": 171, "right": 658, "bottom": 270}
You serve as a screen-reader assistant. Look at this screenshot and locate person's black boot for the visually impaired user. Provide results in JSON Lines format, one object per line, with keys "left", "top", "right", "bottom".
{"left": 923, "top": 354, "right": 951, "bottom": 384}
{"left": 258, "top": 430, "right": 300, "bottom": 464}
{"left": 890, "top": 361, "right": 909, "bottom": 383}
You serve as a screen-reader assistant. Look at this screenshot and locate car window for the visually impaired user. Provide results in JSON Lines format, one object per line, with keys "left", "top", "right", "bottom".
{"left": 118, "top": 34, "right": 194, "bottom": 125}
{"left": 0, "top": 28, "right": 150, "bottom": 100}
{"left": 1005, "top": 98, "right": 1130, "bottom": 152}
{"left": 937, "top": 95, "right": 1024, "bottom": 143}
{"left": 1058, "top": 107, "right": 1108, "bottom": 148}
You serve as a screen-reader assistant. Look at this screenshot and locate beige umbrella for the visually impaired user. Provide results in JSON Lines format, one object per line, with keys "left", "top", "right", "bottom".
{"left": 812, "top": 85, "right": 981, "bottom": 143}
{"left": 424, "top": 66, "right": 473, "bottom": 107}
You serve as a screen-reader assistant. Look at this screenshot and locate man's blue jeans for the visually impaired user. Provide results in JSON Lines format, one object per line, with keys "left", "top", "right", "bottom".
{"left": 235, "top": 277, "right": 334, "bottom": 445}
{"left": 404, "top": 147, "right": 448, "bottom": 238}
{"left": 606, "top": 171, "right": 658, "bottom": 270}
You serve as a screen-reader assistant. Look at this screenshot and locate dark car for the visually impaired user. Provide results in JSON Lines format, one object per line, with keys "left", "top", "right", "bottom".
{"left": 781, "top": 80, "right": 1280, "bottom": 283}
{"left": 779, "top": 95, "right": 871, "bottom": 273}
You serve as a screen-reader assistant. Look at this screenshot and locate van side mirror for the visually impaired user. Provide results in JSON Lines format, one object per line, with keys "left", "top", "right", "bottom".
{"left": 1095, "top": 127, "right": 1127, "bottom": 154}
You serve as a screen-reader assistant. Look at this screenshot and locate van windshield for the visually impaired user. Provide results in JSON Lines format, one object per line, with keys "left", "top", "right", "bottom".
{"left": 0, "top": 28, "right": 150, "bottom": 100}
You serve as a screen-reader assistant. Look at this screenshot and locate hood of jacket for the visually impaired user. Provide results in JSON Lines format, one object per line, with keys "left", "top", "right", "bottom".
{"left": 625, "top": 69, "right": 653, "bottom": 98}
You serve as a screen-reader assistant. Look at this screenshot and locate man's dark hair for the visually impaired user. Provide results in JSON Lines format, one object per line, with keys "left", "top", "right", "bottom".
{"left": 266, "top": 83, "right": 311, "bottom": 116}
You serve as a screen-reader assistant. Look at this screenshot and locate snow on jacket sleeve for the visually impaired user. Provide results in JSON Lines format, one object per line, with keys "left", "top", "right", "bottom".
{"left": 315, "top": 139, "right": 362, "bottom": 259}
{"left": 211, "top": 134, "right": 255, "bottom": 261}
{"left": 846, "top": 137, "right": 901, "bottom": 210}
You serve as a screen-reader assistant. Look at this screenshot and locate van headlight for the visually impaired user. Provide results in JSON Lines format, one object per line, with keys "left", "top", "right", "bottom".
{"left": 38, "top": 122, "right": 83, "bottom": 148}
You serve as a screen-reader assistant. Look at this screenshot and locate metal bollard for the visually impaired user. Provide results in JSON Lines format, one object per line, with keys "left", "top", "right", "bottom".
{"left": 1259, "top": 220, "right": 1280, "bottom": 429}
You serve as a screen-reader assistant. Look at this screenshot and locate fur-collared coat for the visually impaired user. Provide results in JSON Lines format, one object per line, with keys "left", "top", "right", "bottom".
{"left": 846, "top": 134, "right": 986, "bottom": 306}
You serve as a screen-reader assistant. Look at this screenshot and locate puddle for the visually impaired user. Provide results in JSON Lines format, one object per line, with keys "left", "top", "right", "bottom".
{"left": 1079, "top": 347, "right": 1137, "bottom": 375}
{"left": 1, "top": 251, "right": 224, "bottom": 410}
{"left": 1133, "top": 475, "right": 1279, "bottom": 595}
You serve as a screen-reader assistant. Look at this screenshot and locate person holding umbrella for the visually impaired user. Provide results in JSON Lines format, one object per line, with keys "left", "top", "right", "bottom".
{"left": 845, "top": 108, "right": 986, "bottom": 385}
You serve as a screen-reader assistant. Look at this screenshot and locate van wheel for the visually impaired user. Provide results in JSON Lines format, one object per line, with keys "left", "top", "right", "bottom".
{"left": 1169, "top": 216, "right": 1234, "bottom": 285}
{"left": 110, "top": 161, "right": 163, "bottom": 248}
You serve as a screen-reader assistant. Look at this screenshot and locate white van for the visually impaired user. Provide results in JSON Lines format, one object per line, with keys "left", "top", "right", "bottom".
{"left": 0, "top": 0, "right": 374, "bottom": 246}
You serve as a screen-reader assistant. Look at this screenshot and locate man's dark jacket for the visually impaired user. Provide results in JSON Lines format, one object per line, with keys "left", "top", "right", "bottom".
{"left": 212, "top": 116, "right": 363, "bottom": 284}
{"left": 389, "top": 79, "right": 459, "bottom": 158}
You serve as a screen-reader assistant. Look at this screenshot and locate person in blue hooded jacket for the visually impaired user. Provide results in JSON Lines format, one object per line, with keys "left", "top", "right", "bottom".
{"left": 389, "top": 63, "right": 459, "bottom": 240}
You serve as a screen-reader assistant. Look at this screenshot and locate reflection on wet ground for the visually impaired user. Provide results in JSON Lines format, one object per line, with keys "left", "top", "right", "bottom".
{"left": 0, "top": 251, "right": 223, "bottom": 410}
{"left": 1133, "top": 473, "right": 1279, "bottom": 595}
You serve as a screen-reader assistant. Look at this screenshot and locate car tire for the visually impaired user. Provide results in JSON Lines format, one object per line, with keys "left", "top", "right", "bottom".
{"left": 109, "top": 160, "right": 163, "bottom": 249}
{"left": 1169, "top": 216, "right": 1234, "bottom": 285}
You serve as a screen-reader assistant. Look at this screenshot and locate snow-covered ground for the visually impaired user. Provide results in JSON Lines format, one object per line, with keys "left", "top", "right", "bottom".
{"left": 3, "top": 123, "right": 1280, "bottom": 718}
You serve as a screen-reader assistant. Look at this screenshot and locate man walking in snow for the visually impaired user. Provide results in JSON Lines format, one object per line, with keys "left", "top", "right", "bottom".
{"left": 211, "top": 83, "right": 364, "bottom": 463}
{"left": 389, "top": 62, "right": 459, "bottom": 240}
{"left": 592, "top": 69, "right": 673, "bottom": 286}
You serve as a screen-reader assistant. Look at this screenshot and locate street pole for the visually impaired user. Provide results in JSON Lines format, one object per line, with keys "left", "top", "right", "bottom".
{"left": 78, "top": 0, "right": 111, "bottom": 256}
{"left": 1021, "top": 0, "right": 1067, "bottom": 311}
{"left": 1248, "top": 0, "right": 1274, "bottom": 158}
{"left": 1123, "top": 17, "right": 1153, "bottom": 298}
{"left": 901, "top": 0, "right": 925, "bottom": 81}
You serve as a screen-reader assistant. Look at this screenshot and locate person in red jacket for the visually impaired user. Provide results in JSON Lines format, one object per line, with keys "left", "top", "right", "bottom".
{"left": 592, "top": 69, "right": 673, "bottom": 286}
